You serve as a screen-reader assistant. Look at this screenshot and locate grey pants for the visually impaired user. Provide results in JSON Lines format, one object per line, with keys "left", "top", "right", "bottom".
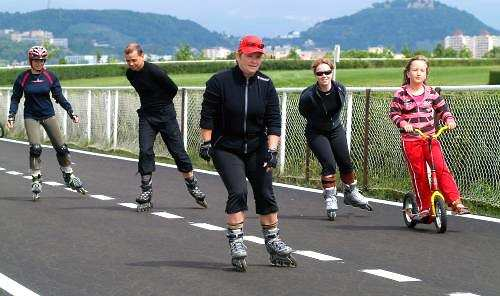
{"left": 25, "top": 116, "right": 71, "bottom": 173}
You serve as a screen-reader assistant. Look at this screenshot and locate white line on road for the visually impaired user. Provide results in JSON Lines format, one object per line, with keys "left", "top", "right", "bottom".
{"left": 0, "top": 272, "right": 40, "bottom": 296}
{"left": 0, "top": 167, "right": 5, "bottom": 171}
{"left": 118, "top": 203, "right": 137, "bottom": 209}
{"left": 293, "top": 250, "right": 343, "bottom": 261}
{"left": 43, "top": 181, "right": 64, "bottom": 186}
{"left": 23, "top": 175, "right": 31, "bottom": 179}
{"left": 4, "top": 138, "right": 498, "bottom": 224}
{"left": 244, "top": 236, "right": 265, "bottom": 244}
{"left": 449, "top": 293, "right": 481, "bottom": 296}
{"left": 152, "top": 212, "right": 184, "bottom": 219}
{"left": 361, "top": 269, "right": 421, "bottom": 282}
{"left": 5, "top": 171, "right": 23, "bottom": 175}
{"left": 90, "top": 194, "right": 115, "bottom": 201}
{"left": 65, "top": 188, "right": 77, "bottom": 193}
{"left": 189, "top": 223, "right": 225, "bottom": 231}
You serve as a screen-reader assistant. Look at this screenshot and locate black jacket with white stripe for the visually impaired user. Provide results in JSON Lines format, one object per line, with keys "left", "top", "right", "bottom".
{"left": 200, "top": 66, "right": 281, "bottom": 154}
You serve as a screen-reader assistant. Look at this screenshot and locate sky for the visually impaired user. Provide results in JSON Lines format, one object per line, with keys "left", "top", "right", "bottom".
{"left": 1, "top": 0, "right": 499, "bottom": 37}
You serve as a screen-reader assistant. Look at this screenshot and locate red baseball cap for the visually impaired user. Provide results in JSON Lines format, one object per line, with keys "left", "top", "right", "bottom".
{"left": 238, "top": 35, "right": 265, "bottom": 54}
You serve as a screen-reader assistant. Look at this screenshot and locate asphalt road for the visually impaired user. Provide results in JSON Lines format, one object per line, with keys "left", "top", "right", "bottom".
{"left": 0, "top": 139, "right": 498, "bottom": 296}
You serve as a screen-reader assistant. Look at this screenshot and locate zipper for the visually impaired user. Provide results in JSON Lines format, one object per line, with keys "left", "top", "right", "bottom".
{"left": 244, "top": 78, "right": 249, "bottom": 154}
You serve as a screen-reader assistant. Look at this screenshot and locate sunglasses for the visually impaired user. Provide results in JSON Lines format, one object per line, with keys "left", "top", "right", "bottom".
{"left": 245, "top": 42, "right": 265, "bottom": 49}
{"left": 315, "top": 70, "right": 332, "bottom": 76}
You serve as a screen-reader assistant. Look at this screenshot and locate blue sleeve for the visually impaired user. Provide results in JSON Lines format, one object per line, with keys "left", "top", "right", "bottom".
{"left": 9, "top": 74, "right": 24, "bottom": 116}
{"left": 50, "top": 74, "right": 73, "bottom": 114}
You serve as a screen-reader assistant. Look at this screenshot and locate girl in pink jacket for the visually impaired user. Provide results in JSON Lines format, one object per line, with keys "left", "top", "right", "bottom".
{"left": 389, "top": 55, "right": 470, "bottom": 217}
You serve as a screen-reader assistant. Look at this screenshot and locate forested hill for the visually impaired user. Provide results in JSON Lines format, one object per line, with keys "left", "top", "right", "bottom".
{"left": 268, "top": 0, "right": 500, "bottom": 51}
{"left": 0, "top": 9, "right": 235, "bottom": 55}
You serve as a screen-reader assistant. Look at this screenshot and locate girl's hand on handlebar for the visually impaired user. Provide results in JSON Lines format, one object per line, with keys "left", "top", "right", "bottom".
{"left": 402, "top": 124, "right": 414, "bottom": 133}
{"left": 446, "top": 121, "right": 456, "bottom": 130}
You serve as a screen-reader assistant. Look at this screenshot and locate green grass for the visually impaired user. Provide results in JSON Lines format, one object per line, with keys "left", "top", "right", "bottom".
{"left": 54, "top": 66, "right": 500, "bottom": 88}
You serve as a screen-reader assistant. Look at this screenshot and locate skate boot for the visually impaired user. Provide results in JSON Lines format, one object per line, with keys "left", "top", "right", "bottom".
{"left": 343, "top": 181, "right": 373, "bottom": 211}
{"left": 32, "top": 174, "right": 42, "bottom": 201}
{"left": 324, "top": 187, "right": 338, "bottom": 221}
{"left": 263, "top": 227, "right": 297, "bottom": 268}
{"left": 227, "top": 228, "right": 247, "bottom": 272}
{"left": 185, "top": 176, "right": 208, "bottom": 208}
{"left": 136, "top": 180, "right": 153, "bottom": 212}
{"left": 63, "top": 172, "right": 87, "bottom": 195}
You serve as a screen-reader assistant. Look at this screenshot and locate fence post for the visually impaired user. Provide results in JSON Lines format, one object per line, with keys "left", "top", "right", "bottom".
{"left": 305, "top": 145, "right": 311, "bottom": 182}
{"left": 362, "top": 88, "right": 371, "bottom": 191}
{"left": 106, "top": 90, "right": 112, "bottom": 145}
{"left": 113, "top": 90, "right": 119, "bottom": 149}
{"left": 181, "top": 88, "right": 188, "bottom": 149}
{"left": 63, "top": 90, "right": 68, "bottom": 137}
{"left": 5, "top": 90, "right": 10, "bottom": 119}
{"left": 345, "top": 91, "right": 354, "bottom": 152}
{"left": 279, "top": 91, "right": 287, "bottom": 175}
{"left": 87, "top": 90, "right": 92, "bottom": 143}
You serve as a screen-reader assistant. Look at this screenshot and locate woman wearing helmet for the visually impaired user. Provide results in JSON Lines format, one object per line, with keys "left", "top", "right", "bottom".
{"left": 5, "top": 46, "right": 87, "bottom": 200}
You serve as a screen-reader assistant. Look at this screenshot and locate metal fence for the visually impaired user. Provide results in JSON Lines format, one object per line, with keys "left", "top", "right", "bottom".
{"left": 1, "top": 85, "right": 499, "bottom": 207}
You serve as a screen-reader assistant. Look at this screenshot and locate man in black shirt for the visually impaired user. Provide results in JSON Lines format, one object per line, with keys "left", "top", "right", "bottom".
{"left": 124, "top": 43, "right": 207, "bottom": 212}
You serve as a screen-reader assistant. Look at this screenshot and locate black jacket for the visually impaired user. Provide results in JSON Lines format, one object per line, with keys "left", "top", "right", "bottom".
{"left": 299, "top": 81, "right": 347, "bottom": 132}
{"left": 200, "top": 66, "right": 281, "bottom": 154}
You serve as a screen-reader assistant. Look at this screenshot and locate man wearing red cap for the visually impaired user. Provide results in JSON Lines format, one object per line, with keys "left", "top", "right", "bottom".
{"left": 199, "top": 35, "right": 297, "bottom": 271}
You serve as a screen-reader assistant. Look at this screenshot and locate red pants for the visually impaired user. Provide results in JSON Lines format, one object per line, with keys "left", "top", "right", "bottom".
{"left": 402, "top": 139, "right": 460, "bottom": 211}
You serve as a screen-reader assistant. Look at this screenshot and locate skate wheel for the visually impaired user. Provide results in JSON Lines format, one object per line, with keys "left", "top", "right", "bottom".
{"left": 327, "top": 211, "right": 336, "bottom": 221}
{"left": 232, "top": 258, "right": 247, "bottom": 272}
{"left": 365, "top": 204, "right": 373, "bottom": 211}
{"left": 197, "top": 199, "right": 208, "bottom": 208}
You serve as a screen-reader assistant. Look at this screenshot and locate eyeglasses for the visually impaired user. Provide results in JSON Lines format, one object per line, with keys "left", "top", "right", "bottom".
{"left": 315, "top": 70, "right": 332, "bottom": 76}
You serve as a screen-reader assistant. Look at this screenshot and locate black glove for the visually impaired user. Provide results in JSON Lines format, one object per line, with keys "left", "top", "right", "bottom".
{"left": 264, "top": 149, "right": 278, "bottom": 169}
{"left": 199, "top": 141, "right": 212, "bottom": 162}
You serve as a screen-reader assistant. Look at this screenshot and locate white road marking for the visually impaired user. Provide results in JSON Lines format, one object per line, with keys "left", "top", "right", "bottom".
{"left": 65, "top": 188, "right": 77, "bottom": 193}
{"left": 449, "top": 293, "right": 481, "bottom": 296}
{"left": 6, "top": 171, "right": 23, "bottom": 175}
{"left": 0, "top": 271, "right": 40, "bottom": 296}
{"left": 189, "top": 223, "right": 225, "bottom": 231}
{"left": 361, "top": 269, "right": 421, "bottom": 282}
{"left": 5, "top": 138, "right": 497, "bottom": 224}
{"left": 152, "top": 212, "right": 184, "bottom": 219}
{"left": 43, "top": 181, "right": 64, "bottom": 186}
{"left": 293, "top": 250, "right": 343, "bottom": 261}
{"left": 0, "top": 167, "right": 5, "bottom": 171}
{"left": 244, "top": 236, "right": 265, "bottom": 244}
{"left": 90, "top": 194, "right": 114, "bottom": 201}
{"left": 118, "top": 203, "right": 137, "bottom": 209}
{"left": 23, "top": 176, "right": 32, "bottom": 179}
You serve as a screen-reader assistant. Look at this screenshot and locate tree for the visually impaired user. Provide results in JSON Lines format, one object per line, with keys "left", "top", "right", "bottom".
{"left": 484, "top": 47, "right": 500, "bottom": 58}
{"left": 401, "top": 45, "right": 412, "bottom": 58}
{"left": 226, "top": 51, "right": 236, "bottom": 60}
{"left": 287, "top": 47, "right": 300, "bottom": 59}
{"left": 175, "top": 43, "right": 194, "bottom": 61}
{"left": 96, "top": 50, "right": 102, "bottom": 64}
{"left": 42, "top": 40, "right": 61, "bottom": 61}
{"left": 458, "top": 48, "right": 472, "bottom": 58}
{"left": 433, "top": 43, "right": 445, "bottom": 57}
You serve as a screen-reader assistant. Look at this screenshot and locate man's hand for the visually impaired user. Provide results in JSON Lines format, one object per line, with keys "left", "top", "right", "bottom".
{"left": 199, "top": 141, "right": 212, "bottom": 162}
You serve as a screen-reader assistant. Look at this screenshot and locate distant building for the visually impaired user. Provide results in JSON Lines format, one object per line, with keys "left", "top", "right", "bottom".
{"left": 300, "top": 49, "right": 328, "bottom": 60}
{"left": 10, "top": 29, "right": 54, "bottom": 44}
{"left": 271, "top": 45, "right": 294, "bottom": 59}
{"left": 65, "top": 55, "right": 97, "bottom": 64}
{"left": 368, "top": 46, "right": 385, "bottom": 54}
{"left": 49, "top": 38, "right": 69, "bottom": 49}
{"left": 202, "top": 47, "right": 231, "bottom": 59}
{"left": 279, "top": 31, "right": 301, "bottom": 39}
{"left": 444, "top": 32, "right": 500, "bottom": 58}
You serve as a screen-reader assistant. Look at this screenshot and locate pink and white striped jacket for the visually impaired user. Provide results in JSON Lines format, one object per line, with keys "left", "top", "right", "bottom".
{"left": 389, "top": 85, "right": 455, "bottom": 140}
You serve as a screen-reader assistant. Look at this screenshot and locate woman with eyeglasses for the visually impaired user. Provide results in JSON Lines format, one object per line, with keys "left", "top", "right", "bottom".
{"left": 5, "top": 46, "right": 86, "bottom": 200}
{"left": 299, "top": 58, "right": 372, "bottom": 220}
{"left": 199, "top": 35, "right": 296, "bottom": 271}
